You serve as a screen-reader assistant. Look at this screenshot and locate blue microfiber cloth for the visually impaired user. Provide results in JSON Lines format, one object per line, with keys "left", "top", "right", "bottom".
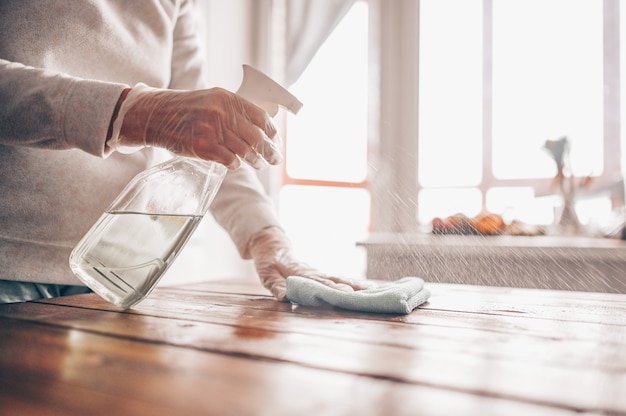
{"left": 285, "top": 276, "right": 430, "bottom": 315}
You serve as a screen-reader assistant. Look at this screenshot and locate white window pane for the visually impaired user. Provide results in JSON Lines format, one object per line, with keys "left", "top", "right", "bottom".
{"left": 286, "top": 2, "right": 368, "bottom": 183}
{"left": 486, "top": 187, "right": 554, "bottom": 225}
{"left": 279, "top": 185, "right": 370, "bottom": 278}
{"left": 418, "top": 188, "right": 482, "bottom": 224}
{"left": 492, "top": 0, "right": 604, "bottom": 179}
{"left": 418, "top": 0, "right": 483, "bottom": 187}
{"left": 576, "top": 197, "right": 612, "bottom": 227}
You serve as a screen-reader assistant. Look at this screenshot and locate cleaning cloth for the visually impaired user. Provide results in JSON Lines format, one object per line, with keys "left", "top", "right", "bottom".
{"left": 285, "top": 276, "right": 430, "bottom": 315}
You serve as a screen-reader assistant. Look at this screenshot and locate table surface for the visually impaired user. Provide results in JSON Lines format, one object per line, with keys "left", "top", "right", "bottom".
{"left": 1, "top": 278, "right": 625, "bottom": 416}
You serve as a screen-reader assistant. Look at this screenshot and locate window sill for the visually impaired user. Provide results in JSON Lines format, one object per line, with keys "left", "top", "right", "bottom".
{"left": 357, "top": 233, "right": 626, "bottom": 293}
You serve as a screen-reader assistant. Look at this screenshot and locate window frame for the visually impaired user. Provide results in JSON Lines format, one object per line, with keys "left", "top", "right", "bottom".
{"left": 367, "top": 0, "right": 624, "bottom": 233}
{"left": 278, "top": 0, "right": 624, "bottom": 235}
{"left": 475, "top": 0, "right": 623, "bottom": 206}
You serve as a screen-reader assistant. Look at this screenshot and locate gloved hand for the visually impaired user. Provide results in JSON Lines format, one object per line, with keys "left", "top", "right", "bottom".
{"left": 247, "top": 226, "right": 374, "bottom": 302}
{"left": 107, "top": 83, "right": 282, "bottom": 170}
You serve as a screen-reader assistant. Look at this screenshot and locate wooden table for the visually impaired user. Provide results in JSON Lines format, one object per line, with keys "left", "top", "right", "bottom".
{"left": 1, "top": 278, "right": 625, "bottom": 415}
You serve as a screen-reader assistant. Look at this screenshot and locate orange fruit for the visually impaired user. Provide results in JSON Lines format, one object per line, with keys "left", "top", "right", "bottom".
{"left": 471, "top": 213, "right": 505, "bottom": 235}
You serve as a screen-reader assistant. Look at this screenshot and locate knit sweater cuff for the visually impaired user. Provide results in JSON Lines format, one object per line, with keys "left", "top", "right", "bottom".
{"left": 63, "top": 79, "right": 128, "bottom": 158}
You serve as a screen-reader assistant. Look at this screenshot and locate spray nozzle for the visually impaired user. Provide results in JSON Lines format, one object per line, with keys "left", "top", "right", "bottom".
{"left": 236, "top": 65, "right": 303, "bottom": 117}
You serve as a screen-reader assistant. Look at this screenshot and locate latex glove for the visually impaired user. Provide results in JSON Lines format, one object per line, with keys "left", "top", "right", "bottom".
{"left": 247, "top": 227, "right": 374, "bottom": 302}
{"left": 108, "top": 83, "right": 282, "bottom": 170}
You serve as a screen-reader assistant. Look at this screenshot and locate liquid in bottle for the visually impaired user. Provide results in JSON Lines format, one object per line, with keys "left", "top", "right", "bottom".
{"left": 70, "top": 211, "right": 203, "bottom": 308}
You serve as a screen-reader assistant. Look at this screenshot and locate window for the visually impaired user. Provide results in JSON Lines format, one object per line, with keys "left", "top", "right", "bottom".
{"left": 278, "top": 0, "right": 625, "bottom": 278}
{"left": 418, "top": 0, "right": 622, "bottom": 227}
{"left": 279, "top": 1, "right": 370, "bottom": 277}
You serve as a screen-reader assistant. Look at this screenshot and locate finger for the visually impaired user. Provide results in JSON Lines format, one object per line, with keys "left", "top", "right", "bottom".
{"left": 193, "top": 134, "right": 241, "bottom": 169}
{"left": 270, "top": 129, "right": 284, "bottom": 151}
{"left": 207, "top": 147, "right": 241, "bottom": 170}
{"left": 237, "top": 121, "right": 283, "bottom": 165}
{"left": 273, "top": 286, "right": 288, "bottom": 302}
{"left": 255, "top": 135, "right": 283, "bottom": 165}
{"left": 222, "top": 129, "right": 267, "bottom": 169}
{"left": 262, "top": 274, "right": 288, "bottom": 302}
{"left": 258, "top": 116, "right": 283, "bottom": 150}
{"left": 326, "top": 282, "right": 357, "bottom": 292}
{"left": 326, "top": 277, "right": 378, "bottom": 291}
{"left": 297, "top": 275, "right": 357, "bottom": 293}
{"left": 242, "top": 101, "right": 280, "bottom": 141}
{"left": 242, "top": 149, "right": 270, "bottom": 169}
{"left": 307, "top": 275, "right": 376, "bottom": 292}
{"left": 233, "top": 110, "right": 283, "bottom": 165}
{"left": 354, "top": 280, "right": 378, "bottom": 290}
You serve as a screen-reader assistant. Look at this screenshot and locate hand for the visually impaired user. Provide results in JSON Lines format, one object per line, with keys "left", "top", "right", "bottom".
{"left": 108, "top": 84, "right": 282, "bottom": 169}
{"left": 247, "top": 227, "right": 373, "bottom": 302}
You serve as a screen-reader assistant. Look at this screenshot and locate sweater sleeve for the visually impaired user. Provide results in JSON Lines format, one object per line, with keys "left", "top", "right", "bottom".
{"left": 0, "top": 58, "right": 128, "bottom": 157}
{"left": 209, "top": 165, "right": 283, "bottom": 259}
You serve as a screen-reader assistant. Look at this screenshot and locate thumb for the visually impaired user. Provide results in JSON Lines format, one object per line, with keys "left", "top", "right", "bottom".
{"left": 259, "top": 272, "right": 288, "bottom": 302}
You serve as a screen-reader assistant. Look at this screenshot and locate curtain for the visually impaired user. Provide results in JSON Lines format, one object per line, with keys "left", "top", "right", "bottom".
{"left": 284, "top": 0, "right": 357, "bottom": 85}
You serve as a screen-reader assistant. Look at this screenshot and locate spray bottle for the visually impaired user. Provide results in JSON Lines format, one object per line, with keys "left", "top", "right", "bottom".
{"left": 69, "top": 65, "right": 302, "bottom": 308}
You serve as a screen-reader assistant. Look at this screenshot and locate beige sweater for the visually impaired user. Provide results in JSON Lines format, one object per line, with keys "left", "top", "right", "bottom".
{"left": 0, "top": 0, "right": 280, "bottom": 284}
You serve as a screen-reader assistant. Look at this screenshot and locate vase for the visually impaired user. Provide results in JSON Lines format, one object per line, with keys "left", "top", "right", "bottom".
{"left": 556, "top": 193, "right": 581, "bottom": 235}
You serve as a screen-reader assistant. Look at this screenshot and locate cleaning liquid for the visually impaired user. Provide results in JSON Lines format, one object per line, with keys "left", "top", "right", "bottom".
{"left": 69, "top": 156, "right": 226, "bottom": 308}
{"left": 70, "top": 212, "right": 203, "bottom": 308}
{"left": 69, "top": 65, "right": 302, "bottom": 308}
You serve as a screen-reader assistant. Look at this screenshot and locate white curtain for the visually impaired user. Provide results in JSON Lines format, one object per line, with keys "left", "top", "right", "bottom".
{"left": 284, "top": 0, "right": 357, "bottom": 85}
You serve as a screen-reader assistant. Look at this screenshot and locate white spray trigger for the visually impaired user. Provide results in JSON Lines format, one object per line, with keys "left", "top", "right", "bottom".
{"left": 236, "top": 65, "right": 303, "bottom": 117}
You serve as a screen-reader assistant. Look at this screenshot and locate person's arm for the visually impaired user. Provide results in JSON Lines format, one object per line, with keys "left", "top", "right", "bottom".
{"left": 163, "top": 0, "right": 285, "bottom": 246}
{"left": 161, "top": 0, "right": 373, "bottom": 301}
{"left": 0, "top": 58, "right": 127, "bottom": 156}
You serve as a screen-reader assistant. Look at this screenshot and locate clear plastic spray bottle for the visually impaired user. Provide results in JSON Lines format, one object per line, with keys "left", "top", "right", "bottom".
{"left": 69, "top": 65, "right": 302, "bottom": 308}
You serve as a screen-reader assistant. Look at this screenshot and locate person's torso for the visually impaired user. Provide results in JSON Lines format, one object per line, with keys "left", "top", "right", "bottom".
{"left": 0, "top": 0, "right": 181, "bottom": 87}
{"left": 0, "top": 0, "right": 187, "bottom": 282}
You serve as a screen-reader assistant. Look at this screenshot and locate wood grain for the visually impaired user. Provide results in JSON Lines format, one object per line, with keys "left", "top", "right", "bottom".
{"left": 1, "top": 279, "right": 625, "bottom": 415}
